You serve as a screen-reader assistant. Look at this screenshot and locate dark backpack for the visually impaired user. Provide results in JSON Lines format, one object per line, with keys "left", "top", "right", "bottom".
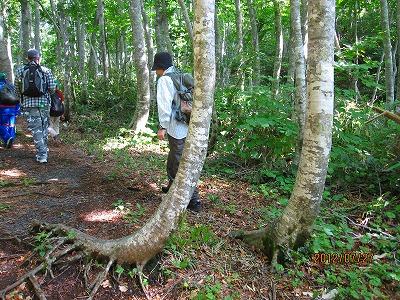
{"left": 165, "top": 72, "right": 194, "bottom": 124}
{"left": 50, "top": 92, "right": 64, "bottom": 117}
{"left": 21, "top": 63, "right": 47, "bottom": 97}
{"left": 0, "top": 80, "right": 19, "bottom": 105}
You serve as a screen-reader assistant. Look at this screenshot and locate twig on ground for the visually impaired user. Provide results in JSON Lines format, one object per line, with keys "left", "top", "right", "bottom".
{"left": 137, "top": 263, "right": 151, "bottom": 300}
{"left": 345, "top": 216, "right": 396, "bottom": 240}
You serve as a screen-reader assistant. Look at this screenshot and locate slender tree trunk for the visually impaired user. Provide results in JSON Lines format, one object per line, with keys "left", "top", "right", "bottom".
{"left": 301, "top": 0, "right": 308, "bottom": 59}
{"left": 290, "top": 0, "right": 307, "bottom": 163}
{"left": 370, "top": 53, "right": 384, "bottom": 105}
{"left": 247, "top": 0, "right": 260, "bottom": 85}
{"left": 76, "top": 18, "right": 88, "bottom": 101}
{"left": 34, "top": 5, "right": 40, "bottom": 51}
{"left": 140, "top": 0, "right": 156, "bottom": 104}
{"left": 0, "top": 3, "right": 13, "bottom": 82}
{"left": 129, "top": 0, "right": 151, "bottom": 133}
{"left": 353, "top": 0, "right": 361, "bottom": 102}
{"left": 20, "top": 0, "right": 32, "bottom": 59}
{"left": 215, "top": 0, "right": 222, "bottom": 84}
{"left": 397, "top": 0, "right": 400, "bottom": 100}
{"left": 234, "top": 0, "right": 244, "bottom": 90}
{"left": 178, "top": 0, "right": 193, "bottom": 40}
{"left": 155, "top": 0, "right": 173, "bottom": 53}
{"left": 380, "top": 0, "right": 395, "bottom": 104}
{"left": 238, "top": 0, "right": 335, "bottom": 265}
{"left": 272, "top": 0, "right": 284, "bottom": 99}
{"left": 97, "top": 0, "right": 109, "bottom": 79}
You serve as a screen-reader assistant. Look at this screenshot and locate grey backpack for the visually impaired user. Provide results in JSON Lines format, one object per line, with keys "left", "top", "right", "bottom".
{"left": 165, "top": 72, "right": 194, "bottom": 124}
{"left": 21, "top": 63, "right": 47, "bottom": 97}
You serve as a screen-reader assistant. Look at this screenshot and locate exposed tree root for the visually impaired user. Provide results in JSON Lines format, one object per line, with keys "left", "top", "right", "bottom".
{"left": 87, "top": 258, "right": 115, "bottom": 300}
{"left": 230, "top": 228, "right": 267, "bottom": 252}
{"left": 29, "top": 275, "right": 47, "bottom": 300}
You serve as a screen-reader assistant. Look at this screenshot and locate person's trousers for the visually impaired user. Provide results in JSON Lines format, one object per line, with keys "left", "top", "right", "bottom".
{"left": 25, "top": 107, "right": 49, "bottom": 160}
{"left": 167, "top": 134, "right": 199, "bottom": 202}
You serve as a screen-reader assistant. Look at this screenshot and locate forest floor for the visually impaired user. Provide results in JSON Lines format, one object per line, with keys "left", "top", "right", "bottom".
{"left": 0, "top": 120, "right": 398, "bottom": 300}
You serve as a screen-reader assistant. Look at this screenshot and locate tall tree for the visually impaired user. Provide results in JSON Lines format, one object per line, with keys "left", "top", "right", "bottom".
{"left": 155, "top": 0, "right": 173, "bottom": 53}
{"left": 237, "top": 0, "right": 335, "bottom": 265}
{"left": 178, "top": 0, "right": 194, "bottom": 40}
{"left": 397, "top": 0, "right": 400, "bottom": 101}
{"left": 380, "top": 0, "right": 394, "bottom": 104}
{"left": 33, "top": 5, "right": 40, "bottom": 51}
{"left": 0, "top": 2, "right": 13, "bottom": 82}
{"left": 290, "top": 0, "right": 307, "bottom": 158}
{"left": 247, "top": 0, "right": 260, "bottom": 85}
{"left": 129, "top": 0, "right": 151, "bottom": 133}
{"left": 96, "top": 0, "right": 109, "bottom": 79}
{"left": 234, "top": 0, "right": 244, "bottom": 89}
{"left": 272, "top": 0, "right": 283, "bottom": 98}
{"left": 76, "top": 17, "right": 88, "bottom": 101}
{"left": 20, "top": 0, "right": 32, "bottom": 58}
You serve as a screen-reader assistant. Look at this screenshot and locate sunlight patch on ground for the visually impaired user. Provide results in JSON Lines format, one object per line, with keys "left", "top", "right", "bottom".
{"left": 0, "top": 169, "right": 26, "bottom": 178}
{"left": 103, "top": 138, "right": 130, "bottom": 151}
{"left": 84, "top": 210, "right": 124, "bottom": 222}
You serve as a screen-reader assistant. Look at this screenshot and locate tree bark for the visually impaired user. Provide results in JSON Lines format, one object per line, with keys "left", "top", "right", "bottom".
{"left": 178, "top": 0, "right": 193, "bottom": 41}
{"left": 97, "top": 0, "right": 109, "bottom": 79}
{"left": 236, "top": 0, "right": 335, "bottom": 264}
{"left": 140, "top": 0, "right": 156, "bottom": 104}
{"left": 34, "top": 0, "right": 215, "bottom": 268}
{"left": 301, "top": 0, "right": 308, "bottom": 59}
{"left": 20, "top": 0, "right": 32, "bottom": 59}
{"left": 129, "top": 0, "right": 151, "bottom": 133}
{"left": 272, "top": 0, "right": 283, "bottom": 99}
{"left": 290, "top": 0, "right": 307, "bottom": 163}
{"left": 397, "top": 0, "right": 400, "bottom": 101}
{"left": 155, "top": 0, "right": 173, "bottom": 53}
{"left": 0, "top": 3, "right": 14, "bottom": 82}
{"left": 380, "top": 0, "right": 395, "bottom": 104}
{"left": 234, "top": 0, "right": 244, "bottom": 90}
{"left": 34, "top": 5, "right": 40, "bottom": 51}
{"left": 76, "top": 18, "right": 88, "bottom": 102}
{"left": 247, "top": 0, "right": 260, "bottom": 85}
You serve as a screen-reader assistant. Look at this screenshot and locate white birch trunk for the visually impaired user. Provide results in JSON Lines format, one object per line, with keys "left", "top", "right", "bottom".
{"left": 0, "top": 3, "right": 13, "bottom": 82}
{"left": 290, "top": 0, "right": 307, "bottom": 155}
{"left": 46, "top": 0, "right": 215, "bottom": 266}
{"left": 380, "top": 0, "right": 395, "bottom": 104}
{"left": 129, "top": 0, "right": 151, "bottom": 133}
{"left": 235, "top": 0, "right": 244, "bottom": 90}
{"left": 247, "top": 0, "right": 260, "bottom": 85}
{"left": 266, "top": 0, "right": 335, "bottom": 263}
{"left": 97, "top": 0, "right": 109, "bottom": 79}
{"left": 178, "top": 0, "right": 194, "bottom": 41}
{"left": 272, "top": 0, "right": 283, "bottom": 98}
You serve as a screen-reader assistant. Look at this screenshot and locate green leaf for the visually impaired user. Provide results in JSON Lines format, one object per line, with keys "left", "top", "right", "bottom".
{"left": 115, "top": 265, "right": 125, "bottom": 275}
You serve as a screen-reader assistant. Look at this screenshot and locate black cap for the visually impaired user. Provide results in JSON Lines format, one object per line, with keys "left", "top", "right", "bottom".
{"left": 152, "top": 52, "right": 173, "bottom": 71}
{"left": 27, "top": 49, "right": 40, "bottom": 59}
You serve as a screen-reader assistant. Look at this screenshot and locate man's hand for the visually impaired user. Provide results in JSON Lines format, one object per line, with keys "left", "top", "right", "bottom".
{"left": 157, "top": 128, "right": 167, "bottom": 140}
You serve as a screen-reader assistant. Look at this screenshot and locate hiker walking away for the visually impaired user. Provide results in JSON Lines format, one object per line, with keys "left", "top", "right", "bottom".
{"left": 153, "top": 52, "right": 201, "bottom": 212}
{"left": 48, "top": 81, "right": 64, "bottom": 143}
{"left": 15, "top": 49, "right": 56, "bottom": 163}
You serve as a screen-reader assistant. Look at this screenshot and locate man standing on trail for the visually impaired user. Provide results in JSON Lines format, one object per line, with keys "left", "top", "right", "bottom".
{"left": 153, "top": 52, "right": 202, "bottom": 213}
{"left": 15, "top": 49, "right": 56, "bottom": 163}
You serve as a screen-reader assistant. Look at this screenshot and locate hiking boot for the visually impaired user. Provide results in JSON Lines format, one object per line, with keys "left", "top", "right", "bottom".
{"left": 36, "top": 157, "right": 48, "bottom": 164}
{"left": 187, "top": 200, "right": 201, "bottom": 213}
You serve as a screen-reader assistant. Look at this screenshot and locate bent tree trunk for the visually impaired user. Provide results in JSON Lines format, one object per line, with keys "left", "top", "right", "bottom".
{"left": 50, "top": 0, "right": 214, "bottom": 265}
{"left": 238, "top": 0, "right": 335, "bottom": 264}
{"left": 129, "top": 0, "right": 151, "bottom": 133}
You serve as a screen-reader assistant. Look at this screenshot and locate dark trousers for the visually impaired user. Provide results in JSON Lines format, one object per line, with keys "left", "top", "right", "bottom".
{"left": 167, "top": 134, "right": 199, "bottom": 202}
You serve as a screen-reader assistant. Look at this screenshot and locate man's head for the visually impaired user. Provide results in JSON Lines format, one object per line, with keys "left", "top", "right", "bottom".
{"left": 152, "top": 52, "right": 173, "bottom": 76}
{"left": 27, "top": 49, "right": 40, "bottom": 63}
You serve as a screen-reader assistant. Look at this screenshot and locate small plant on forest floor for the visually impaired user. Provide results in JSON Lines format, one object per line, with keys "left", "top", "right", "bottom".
{"left": 33, "top": 231, "right": 52, "bottom": 257}
{"left": 0, "top": 203, "right": 11, "bottom": 212}
{"left": 123, "top": 203, "right": 146, "bottom": 224}
{"left": 0, "top": 180, "right": 12, "bottom": 188}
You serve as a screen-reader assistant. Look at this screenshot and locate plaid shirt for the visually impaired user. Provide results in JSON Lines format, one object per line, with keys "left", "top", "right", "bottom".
{"left": 14, "top": 63, "right": 56, "bottom": 108}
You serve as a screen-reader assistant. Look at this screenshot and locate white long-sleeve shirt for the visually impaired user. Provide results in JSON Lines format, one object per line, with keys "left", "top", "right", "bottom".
{"left": 157, "top": 66, "right": 188, "bottom": 140}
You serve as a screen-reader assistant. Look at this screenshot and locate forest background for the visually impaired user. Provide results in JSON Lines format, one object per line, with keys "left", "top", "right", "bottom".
{"left": 0, "top": 0, "right": 399, "bottom": 299}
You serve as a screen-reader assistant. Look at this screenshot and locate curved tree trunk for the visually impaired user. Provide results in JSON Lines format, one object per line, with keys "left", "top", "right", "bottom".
{"left": 40, "top": 0, "right": 215, "bottom": 266}
{"left": 129, "top": 0, "right": 151, "bottom": 133}
{"left": 0, "top": 3, "right": 14, "bottom": 82}
{"left": 238, "top": 0, "right": 335, "bottom": 265}
{"left": 290, "top": 0, "right": 307, "bottom": 163}
{"left": 380, "top": 0, "right": 394, "bottom": 104}
{"left": 272, "top": 0, "right": 283, "bottom": 99}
